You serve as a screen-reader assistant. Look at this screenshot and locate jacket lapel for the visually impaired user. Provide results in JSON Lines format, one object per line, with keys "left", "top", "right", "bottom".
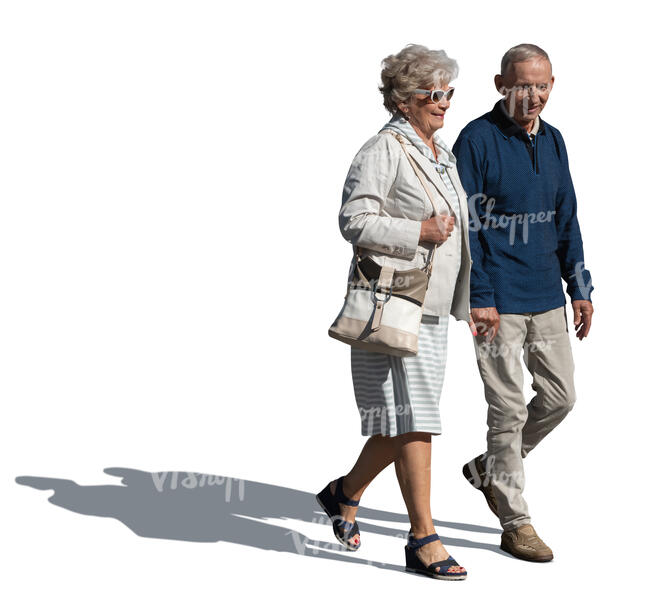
{"left": 447, "top": 165, "right": 471, "bottom": 253}
{"left": 446, "top": 165, "right": 468, "bottom": 223}
{"left": 402, "top": 142, "right": 458, "bottom": 214}
{"left": 406, "top": 139, "right": 471, "bottom": 253}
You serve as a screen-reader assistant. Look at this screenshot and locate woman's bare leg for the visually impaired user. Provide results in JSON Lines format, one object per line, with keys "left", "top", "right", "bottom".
{"left": 329, "top": 434, "right": 400, "bottom": 547}
{"left": 394, "top": 432, "right": 465, "bottom": 574}
{"left": 331, "top": 431, "right": 465, "bottom": 573}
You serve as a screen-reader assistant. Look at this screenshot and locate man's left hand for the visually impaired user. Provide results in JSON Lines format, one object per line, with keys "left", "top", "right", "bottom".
{"left": 571, "top": 299, "right": 593, "bottom": 340}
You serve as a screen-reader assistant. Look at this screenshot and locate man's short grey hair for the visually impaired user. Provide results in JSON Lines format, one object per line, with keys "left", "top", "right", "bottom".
{"left": 379, "top": 44, "right": 459, "bottom": 114}
{"left": 500, "top": 43, "right": 552, "bottom": 75}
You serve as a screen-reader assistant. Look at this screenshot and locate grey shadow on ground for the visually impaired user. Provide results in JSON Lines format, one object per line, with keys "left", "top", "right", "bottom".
{"left": 15, "top": 468, "right": 506, "bottom": 571}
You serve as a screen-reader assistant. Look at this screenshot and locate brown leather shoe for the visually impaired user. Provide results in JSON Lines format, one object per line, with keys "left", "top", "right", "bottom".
{"left": 462, "top": 454, "right": 498, "bottom": 517}
{"left": 500, "top": 524, "right": 554, "bottom": 562}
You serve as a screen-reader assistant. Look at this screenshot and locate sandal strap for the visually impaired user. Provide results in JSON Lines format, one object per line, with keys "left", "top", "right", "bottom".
{"left": 406, "top": 532, "right": 440, "bottom": 550}
{"left": 334, "top": 476, "right": 359, "bottom": 507}
{"left": 428, "top": 556, "right": 459, "bottom": 570}
{"left": 336, "top": 519, "right": 356, "bottom": 532}
{"left": 336, "top": 519, "right": 360, "bottom": 539}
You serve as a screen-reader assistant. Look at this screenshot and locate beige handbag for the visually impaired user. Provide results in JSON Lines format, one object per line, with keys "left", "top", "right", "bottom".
{"left": 328, "top": 130, "right": 454, "bottom": 357}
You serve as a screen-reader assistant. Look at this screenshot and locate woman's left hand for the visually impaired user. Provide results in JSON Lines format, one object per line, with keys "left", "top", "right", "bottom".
{"left": 468, "top": 318, "right": 477, "bottom": 337}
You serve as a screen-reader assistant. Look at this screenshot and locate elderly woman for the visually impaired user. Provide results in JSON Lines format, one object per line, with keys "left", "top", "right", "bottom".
{"left": 316, "top": 44, "right": 475, "bottom": 580}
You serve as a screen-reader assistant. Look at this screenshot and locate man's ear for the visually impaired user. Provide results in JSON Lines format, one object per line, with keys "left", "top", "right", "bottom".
{"left": 494, "top": 74, "right": 505, "bottom": 95}
{"left": 549, "top": 75, "right": 555, "bottom": 91}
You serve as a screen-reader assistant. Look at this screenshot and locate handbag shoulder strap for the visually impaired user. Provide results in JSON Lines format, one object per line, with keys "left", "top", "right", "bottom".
{"left": 378, "top": 129, "right": 449, "bottom": 277}
{"left": 380, "top": 129, "right": 455, "bottom": 216}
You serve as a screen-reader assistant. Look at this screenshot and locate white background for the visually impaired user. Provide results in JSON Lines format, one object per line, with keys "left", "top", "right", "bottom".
{"left": 2, "top": 0, "right": 647, "bottom": 605}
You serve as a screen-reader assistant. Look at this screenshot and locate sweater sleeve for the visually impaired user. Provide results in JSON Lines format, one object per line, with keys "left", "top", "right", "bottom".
{"left": 452, "top": 133, "right": 497, "bottom": 308}
{"left": 339, "top": 134, "right": 421, "bottom": 260}
{"left": 553, "top": 130, "right": 594, "bottom": 301}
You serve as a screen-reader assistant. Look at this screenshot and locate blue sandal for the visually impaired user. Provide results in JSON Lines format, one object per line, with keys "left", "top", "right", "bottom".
{"left": 404, "top": 531, "right": 467, "bottom": 580}
{"left": 315, "top": 476, "right": 361, "bottom": 551}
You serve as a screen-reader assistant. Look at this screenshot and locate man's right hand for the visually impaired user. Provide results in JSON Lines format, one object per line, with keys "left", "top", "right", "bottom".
{"left": 419, "top": 215, "right": 455, "bottom": 245}
{"left": 471, "top": 307, "right": 500, "bottom": 342}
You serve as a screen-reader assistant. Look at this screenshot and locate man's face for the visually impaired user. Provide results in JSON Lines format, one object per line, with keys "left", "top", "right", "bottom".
{"left": 495, "top": 57, "right": 554, "bottom": 125}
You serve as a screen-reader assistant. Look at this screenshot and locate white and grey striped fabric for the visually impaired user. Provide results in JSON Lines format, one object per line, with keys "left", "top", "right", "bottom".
{"left": 351, "top": 314, "right": 450, "bottom": 436}
{"left": 349, "top": 115, "right": 462, "bottom": 437}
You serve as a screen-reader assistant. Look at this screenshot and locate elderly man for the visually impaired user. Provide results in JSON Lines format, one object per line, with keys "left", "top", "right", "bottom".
{"left": 452, "top": 43, "right": 594, "bottom": 562}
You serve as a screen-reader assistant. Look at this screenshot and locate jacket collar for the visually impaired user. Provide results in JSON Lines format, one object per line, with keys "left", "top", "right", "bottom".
{"left": 490, "top": 99, "right": 547, "bottom": 140}
{"left": 381, "top": 113, "right": 456, "bottom": 168}
{"left": 379, "top": 114, "right": 462, "bottom": 215}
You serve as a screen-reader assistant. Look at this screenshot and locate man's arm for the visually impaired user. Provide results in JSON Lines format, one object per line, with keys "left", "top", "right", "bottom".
{"left": 553, "top": 130, "right": 594, "bottom": 303}
{"left": 453, "top": 133, "right": 500, "bottom": 340}
{"left": 553, "top": 129, "right": 594, "bottom": 339}
{"left": 452, "top": 134, "right": 497, "bottom": 308}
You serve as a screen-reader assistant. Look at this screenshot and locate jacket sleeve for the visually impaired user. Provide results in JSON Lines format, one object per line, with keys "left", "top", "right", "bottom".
{"left": 452, "top": 133, "right": 496, "bottom": 308}
{"left": 339, "top": 134, "right": 421, "bottom": 260}
{"left": 553, "top": 130, "right": 594, "bottom": 301}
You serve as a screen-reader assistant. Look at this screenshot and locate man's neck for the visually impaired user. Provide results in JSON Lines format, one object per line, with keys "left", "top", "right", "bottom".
{"left": 516, "top": 118, "right": 536, "bottom": 133}
{"left": 499, "top": 100, "right": 540, "bottom": 135}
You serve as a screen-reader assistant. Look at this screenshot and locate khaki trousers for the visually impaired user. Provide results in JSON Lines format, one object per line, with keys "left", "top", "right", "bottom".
{"left": 472, "top": 306, "right": 577, "bottom": 530}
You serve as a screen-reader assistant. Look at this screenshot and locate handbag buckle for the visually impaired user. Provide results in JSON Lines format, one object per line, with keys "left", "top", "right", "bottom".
{"left": 370, "top": 279, "right": 392, "bottom": 304}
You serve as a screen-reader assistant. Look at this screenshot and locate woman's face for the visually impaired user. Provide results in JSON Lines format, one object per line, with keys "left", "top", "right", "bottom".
{"left": 400, "top": 82, "right": 452, "bottom": 134}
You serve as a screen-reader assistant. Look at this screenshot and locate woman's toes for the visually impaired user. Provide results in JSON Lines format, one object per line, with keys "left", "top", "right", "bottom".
{"left": 441, "top": 565, "right": 465, "bottom": 573}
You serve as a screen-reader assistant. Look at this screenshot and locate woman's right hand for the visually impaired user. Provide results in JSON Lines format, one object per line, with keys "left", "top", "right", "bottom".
{"left": 471, "top": 307, "right": 500, "bottom": 342}
{"left": 419, "top": 215, "right": 455, "bottom": 245}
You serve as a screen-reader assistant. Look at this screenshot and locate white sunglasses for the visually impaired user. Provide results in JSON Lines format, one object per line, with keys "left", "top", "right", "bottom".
{"left": 413, "top": 87, "right": 455, "bottom": 103}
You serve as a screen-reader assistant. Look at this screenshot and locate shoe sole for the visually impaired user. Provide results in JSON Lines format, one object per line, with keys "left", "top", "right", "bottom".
{"left": 405, "top": 566, "right": 467, "bottom": 581}
{"left": 500, "top": 540, "right": 553, "bottom": 562}
{"left": 315, "top": 494, "right": 361, "bottom": 552}
{"left": 462, "top": 461, "right": 499, "bottom": 518}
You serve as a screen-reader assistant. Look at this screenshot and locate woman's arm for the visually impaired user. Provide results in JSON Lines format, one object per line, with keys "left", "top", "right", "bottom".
{"left": 338, "top": 134, "right": 422, "bottom": 260}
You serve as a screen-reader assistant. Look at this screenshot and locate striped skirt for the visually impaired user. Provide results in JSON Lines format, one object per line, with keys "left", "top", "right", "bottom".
{"left": 350, "top": 314, "right": 450, "bottom": 437}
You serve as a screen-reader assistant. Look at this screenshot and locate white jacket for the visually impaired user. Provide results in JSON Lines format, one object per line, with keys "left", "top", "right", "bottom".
{"left": 338, "top": 126, "right": 472, "bottom": 322}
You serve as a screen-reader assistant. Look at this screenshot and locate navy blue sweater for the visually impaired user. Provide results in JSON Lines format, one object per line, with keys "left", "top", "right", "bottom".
{"left": 452, "top": 100, "right": 594, "bottom": 314}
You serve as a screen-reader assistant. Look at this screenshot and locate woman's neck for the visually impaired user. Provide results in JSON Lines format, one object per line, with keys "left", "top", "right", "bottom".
{"left": 410, "top": 122, "right": 439, "bottom": 159}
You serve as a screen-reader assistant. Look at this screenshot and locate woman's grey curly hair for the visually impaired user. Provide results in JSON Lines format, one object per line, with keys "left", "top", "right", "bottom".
{"left": 379, "top": 44, "right": 459, "bottom": 114}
